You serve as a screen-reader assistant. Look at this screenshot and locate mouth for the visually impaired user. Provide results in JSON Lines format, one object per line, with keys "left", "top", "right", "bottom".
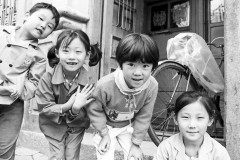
{"left": 132, "top": 78, "right": 142, "bottom": 82}
{"left": 66, "top": 62, "right": 78, "bottom": 65}
{"left": 187, "top": 131, "right": 198, "bottom": 134}
{"left": 36, "top": 28, "right": 43, "bottom": 34}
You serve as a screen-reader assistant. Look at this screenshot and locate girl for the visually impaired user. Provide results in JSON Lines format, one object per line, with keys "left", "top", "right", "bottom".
{"left": 153, "top": 91, "right": 231, "bottom": 160}
{"left": 35, "top": 29, "right": 102, "bottom": 160}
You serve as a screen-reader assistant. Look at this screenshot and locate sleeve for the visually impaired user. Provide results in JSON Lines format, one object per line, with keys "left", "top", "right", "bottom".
{"left": 35, "top": 73, "right": 64, "bottom": 124}
{"left": 153, "top": 140, "right": 170, "bottom": 160}
{"left": 86, "top": 83, "right": 109, "bottom": 136}
{"left": 21, "top": 55, "right": 46, "bottom": 100}
{"left": 131, "top": 83, "right": 158, "bottom": 145}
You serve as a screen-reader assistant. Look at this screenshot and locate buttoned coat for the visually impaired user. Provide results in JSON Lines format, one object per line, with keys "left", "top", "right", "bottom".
{"left": 0, "top": 26, "right": 46, "bottom": 104}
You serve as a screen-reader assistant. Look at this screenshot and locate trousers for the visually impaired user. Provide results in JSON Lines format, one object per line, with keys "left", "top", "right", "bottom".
{"left": 93, "top": 124, "right": 133, "bottom": 160}
{"left": 0, "top": 99, "right": 24, "bottom": 160}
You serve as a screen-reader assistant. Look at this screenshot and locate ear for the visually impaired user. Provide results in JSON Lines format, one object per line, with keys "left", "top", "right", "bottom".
{"left": 55, "top": 49, "right": 59, "bottom": 58}
{"left": 85, "top": 51, "right": 91, "bottom": 60}
{"left": 23, "top": 12, "right": 30, "bottom": 23}
{"left": 208, "top": 118, "right": 214, "bottom": 127}
{"left": 174, "top": 116, "right": 178, "bottom": 125}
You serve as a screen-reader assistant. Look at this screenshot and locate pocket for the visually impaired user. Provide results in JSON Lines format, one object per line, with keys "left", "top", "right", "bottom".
{"left": 14, "top": 54, "right": 34, "bottom": 69}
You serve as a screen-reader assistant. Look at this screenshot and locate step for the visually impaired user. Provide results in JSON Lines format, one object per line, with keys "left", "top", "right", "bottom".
{"left": 17, "top": 130, "right": 157, "bottom": 160}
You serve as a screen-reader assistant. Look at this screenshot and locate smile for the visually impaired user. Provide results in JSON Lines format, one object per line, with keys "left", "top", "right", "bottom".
{"left": 132, "top": 78, "right": 142, "bottom": 81}
{"left": 67, "top": 62, "right": 78, "bottom": 65}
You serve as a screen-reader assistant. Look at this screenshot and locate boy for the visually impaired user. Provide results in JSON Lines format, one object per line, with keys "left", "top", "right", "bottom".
{"left": 87, "top": 33, "right": 159, "bottom": 160}
{"left": 0, "top": 2, "right": 60, "bottom": 159}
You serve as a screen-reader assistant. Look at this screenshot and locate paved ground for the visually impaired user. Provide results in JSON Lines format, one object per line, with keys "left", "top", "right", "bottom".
{"left": 16, "top": 130, "right": 157, "bottom": 160}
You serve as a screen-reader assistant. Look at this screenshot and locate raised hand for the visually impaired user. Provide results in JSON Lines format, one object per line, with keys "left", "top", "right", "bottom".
{"left": 72, "top": 84, "right": 95, "bottom": 114}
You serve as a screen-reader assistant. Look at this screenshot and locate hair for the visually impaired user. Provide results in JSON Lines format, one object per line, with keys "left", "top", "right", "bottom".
{"left": 48, "top": 29, "right": 102, "bottom": 68}
{"left": 115, "top": 33, "right": 159, "bottom": 70}
{"left": 29, "top": 2, "right": 60, "bottom": 30}
{"left": 174, "top": 91, "right": 215, "bottom": 119}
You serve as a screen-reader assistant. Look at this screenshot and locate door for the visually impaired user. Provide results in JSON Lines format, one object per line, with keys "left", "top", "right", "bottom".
{"left": 206, "top": 0, "right": 224, "bottom": 69}
{"left": 100, "top": 0, "right": 145, "bottom": 76}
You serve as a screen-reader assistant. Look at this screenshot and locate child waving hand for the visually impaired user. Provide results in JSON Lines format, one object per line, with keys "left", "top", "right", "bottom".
{"left": 36, "top": 29, "right": 102, "bottom": 160}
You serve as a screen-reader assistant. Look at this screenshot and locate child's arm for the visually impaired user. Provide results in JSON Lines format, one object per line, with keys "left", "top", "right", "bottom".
{"left": 21, "top": 55, "right": 46, "bottom": 100}
{"left": 131, "top": 85, "right": 158, "bottom": 146}
{"left": 35, "top": 72, "right": 73, "bottom": 124}
{"left": 0, "top": 86, "right": 14, "bottom": 96}
{"left": 127, "top": 144, "right": 143, "bottom": 160}
{"left": 98, "top": 133, "right": 111, "bottom": 155}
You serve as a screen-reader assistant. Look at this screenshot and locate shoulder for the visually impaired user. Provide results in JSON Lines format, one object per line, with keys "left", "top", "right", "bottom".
{"left": 40, "top": 68, "right": 55, "bottom": 83}
{"left": 204, "top": 134, "right": 231, "bottom": 159}
{"left": 210, "top": 137, "right": 230, "bottom": 153}
{"left": 149, "top": 75, "right": 158, "bottom": 88}
{"left": 96, "top": 72, "right": 115, "bottom": 87}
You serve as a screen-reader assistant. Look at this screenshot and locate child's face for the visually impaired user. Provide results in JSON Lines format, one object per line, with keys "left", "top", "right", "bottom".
{"left": 24, "top": 8, "right": 56, "bottom": 39}
{"left": 121, "top": 61, "right": 153, "bottom": 89}
{"left": 56, "top": 38, "right": 89, "bottom": 75}
{"left": 175, "top": 101, "right": 213, "bottom": 144}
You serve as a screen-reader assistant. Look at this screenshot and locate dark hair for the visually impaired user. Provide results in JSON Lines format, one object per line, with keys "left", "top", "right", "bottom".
{"left": 48, "top": 29, "right": 102, "bottom": 68}
{"left": 115, "top": 33, "right": 159, "bottom": 70}
{"left": 29, "top": 2, "right": 60, "bottom": 30}
{"left": 174, "top": 91, "right": 215, "bottom": 119}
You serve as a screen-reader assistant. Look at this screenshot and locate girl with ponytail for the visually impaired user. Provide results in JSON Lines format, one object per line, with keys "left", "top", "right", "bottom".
{"left": 35, "top": 29, "right": 102, "bottom": 160}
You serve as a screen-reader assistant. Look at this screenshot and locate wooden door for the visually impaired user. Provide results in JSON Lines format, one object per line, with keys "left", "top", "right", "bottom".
{"left": 100, "top": 0, "right": 144, "bottom": 76}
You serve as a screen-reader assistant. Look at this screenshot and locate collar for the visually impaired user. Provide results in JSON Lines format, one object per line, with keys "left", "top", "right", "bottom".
{"left": 3, "top": 26, "right": 39, "bottom": 48}
{"left": 51, "top": 63, "right": 89, "bottom": 86}
{"left": 114, "top": 67, "right": 151, "bottom": 95}
{"left": 173, "top": 133, "right": 213, "bottom": 160}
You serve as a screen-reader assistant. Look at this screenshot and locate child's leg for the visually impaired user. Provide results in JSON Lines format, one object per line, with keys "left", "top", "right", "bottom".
{"left": 45, "top": 135, "right": 65, "bottom": 160}
{"left": 117, "top": 125, "right": 133, "bottom": 160}
{"left": 65, "top": 127, "right": 85, "bottom": 160}
{"left": 0, "top": 99, "right": 24, "bottom": 160}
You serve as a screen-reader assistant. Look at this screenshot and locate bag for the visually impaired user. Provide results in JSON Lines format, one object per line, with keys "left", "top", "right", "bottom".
{"left": 167, "top": 32, "right": 224, "bottom": 94}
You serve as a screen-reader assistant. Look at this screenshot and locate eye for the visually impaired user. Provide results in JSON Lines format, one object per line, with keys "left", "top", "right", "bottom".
{"left": 48, "top": 25, "right": 53, "bottom": 29}
{"left": 182, "top": 116, "right": 189, "bottom": 119}
{"left": 128, "top": 63, "right": 134, "bottom": 67}
{"left": 76, "top": 50, "right": 82, "bottom": 54}
{"left": 143, "top": 64, "right": 150, "bottom": 68}
{"left": 39, "top": 17, "right": 43, "bottom": 21}
{"left": 198, "top": 117, "right": 204, "bottom": 119}
{"left": 62, "top": 49, "right": 69, "bottom": 53}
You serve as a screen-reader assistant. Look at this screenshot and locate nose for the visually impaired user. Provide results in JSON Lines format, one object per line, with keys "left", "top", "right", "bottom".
{"left": 188, "top": 119, "right": 197, "bottom": 128}
{"left": 68, "top": 52, "right": 76, "bottom": 59}
{"left": 133, "top": 67, "right": 142, "bottom": 76}
{"left": 40, "top": 22, "right": 47, "bottom": 29}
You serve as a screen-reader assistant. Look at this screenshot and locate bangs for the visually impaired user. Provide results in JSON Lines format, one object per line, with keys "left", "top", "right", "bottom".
{"left": 60, "top": 32, "right": 79, "bottom": 50}
{"left": 122, "top": 40, "right": 155, "bottom": 64}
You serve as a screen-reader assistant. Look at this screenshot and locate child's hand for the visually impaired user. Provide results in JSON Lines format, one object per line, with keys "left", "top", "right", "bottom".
{"left": 98, "top": 134, "right": 111, "bottom": 155}
{"left": 0, "top": 86, "right": 18, "bottom": 97}
{"left": 72, "top": 84, "right": 95, "bottom": 114}
{"left": 127, "top": 144, "right": 143, "bottom": 160}
{"left": 10, "top": 89, "right": 19, "bottom": 100}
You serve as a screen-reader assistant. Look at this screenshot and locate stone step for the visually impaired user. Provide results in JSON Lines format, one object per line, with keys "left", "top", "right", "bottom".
{"left": 17, "top": 130, "right": 157, "bottom": 160}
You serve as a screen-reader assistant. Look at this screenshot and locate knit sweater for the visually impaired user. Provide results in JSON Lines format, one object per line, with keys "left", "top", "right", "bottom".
{"left": 87, "top": 71, "right": 158, "bottom": 145}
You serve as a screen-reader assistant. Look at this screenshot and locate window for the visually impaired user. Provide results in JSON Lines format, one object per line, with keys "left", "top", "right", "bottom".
{"left": 149, "top": 0, "right": 190, "bottom": 34}
{"left": 0, "top": 0, "right": 17, "bottom": 26}
{"left": 210, "top": 0, "right": 224, "bottom": 23}
{"left": 113, "top": 0, "right": 136, "bottom": 32}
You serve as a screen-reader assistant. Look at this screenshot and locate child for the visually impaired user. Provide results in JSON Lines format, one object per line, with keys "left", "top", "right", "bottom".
{"left": 153, "top": 91, "right": 231, "bottom": 160}
{"left": 35, "top": 29, "right": 102, "bottom": 160}
{"left": 0, "top": 2, "right": 60, "bottom": 159}
{"left": 87, "top": 33, "right": 160, "bottom": 160}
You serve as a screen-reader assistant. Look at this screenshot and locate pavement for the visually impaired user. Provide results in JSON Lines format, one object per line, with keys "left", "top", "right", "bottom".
{"left": 15, "top": 130, "right": 157, "bottom": 160}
